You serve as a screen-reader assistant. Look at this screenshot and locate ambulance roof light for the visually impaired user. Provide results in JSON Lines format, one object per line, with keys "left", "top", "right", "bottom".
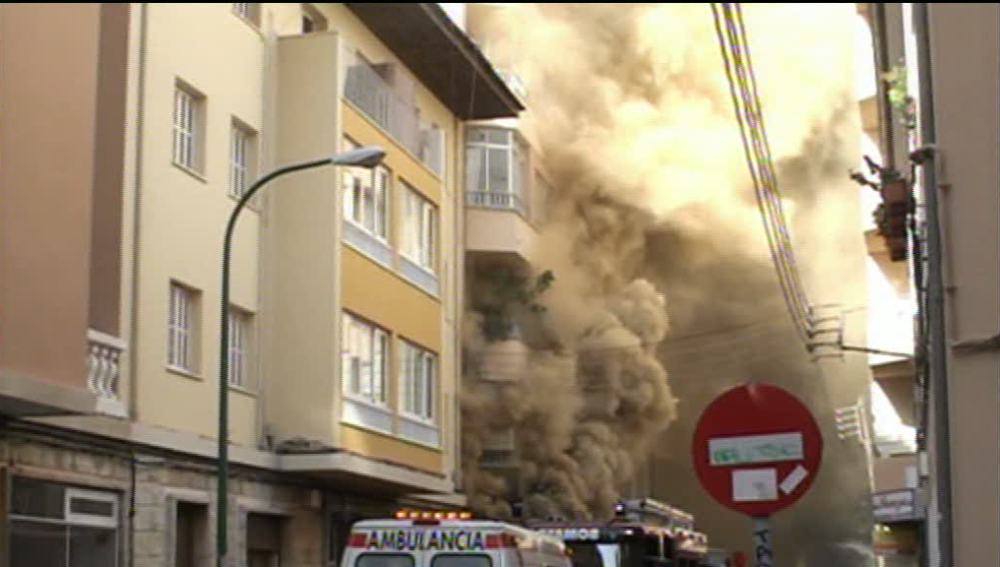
{"left": 394, "top": 509, "right": 474, "bottom": 521}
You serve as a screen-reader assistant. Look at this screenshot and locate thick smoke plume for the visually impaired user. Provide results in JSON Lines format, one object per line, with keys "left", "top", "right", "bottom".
{"left": 461, "top": 5, "right": 871, "bottom": 562}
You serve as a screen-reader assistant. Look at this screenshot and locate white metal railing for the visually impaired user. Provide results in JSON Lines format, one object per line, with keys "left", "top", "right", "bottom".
{"left": 344, "top": 62, "right": 443, "bottom": 176}
{"left": 87, "top": 329, "right": 125, "bottom": 403}
{"left": 466, "top": 191, "right": 527, "bottom": 218}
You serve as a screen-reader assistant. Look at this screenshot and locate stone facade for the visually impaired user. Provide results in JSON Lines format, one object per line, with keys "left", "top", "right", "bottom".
{"left": 1, "top": 424, "right": 330, "bottom": 567}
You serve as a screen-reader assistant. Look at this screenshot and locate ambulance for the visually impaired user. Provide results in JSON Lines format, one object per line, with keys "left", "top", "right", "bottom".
{"left": 342, "top": 511, "right": 573, "bottom": 567}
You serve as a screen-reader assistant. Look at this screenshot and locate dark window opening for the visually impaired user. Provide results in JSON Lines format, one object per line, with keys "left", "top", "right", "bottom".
{"left": 430, "top": 554, "right": 493, "bottom": 567}
{"left": 356, "top": 554, "right": 416, "bottom": 567}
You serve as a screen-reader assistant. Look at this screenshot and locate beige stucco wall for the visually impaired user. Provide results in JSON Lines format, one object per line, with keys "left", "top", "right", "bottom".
{"left": 928, "top": 4, "right": 1000, "bottom": 565}
{"left": 131, "top": 4, "right": 304, "bottom": 446}
{"left": 55, "top": 2, "right": 466, "bottom": 484}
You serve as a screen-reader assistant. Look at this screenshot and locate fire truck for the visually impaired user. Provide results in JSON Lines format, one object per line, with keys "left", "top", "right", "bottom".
{"left": 528, "top": 499, "right": 710, "bottom": 567}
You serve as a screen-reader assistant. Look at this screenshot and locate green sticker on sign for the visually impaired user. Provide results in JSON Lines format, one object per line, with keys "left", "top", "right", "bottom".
{"left": 708, "top": 432, "right": 804, "bottom": 466}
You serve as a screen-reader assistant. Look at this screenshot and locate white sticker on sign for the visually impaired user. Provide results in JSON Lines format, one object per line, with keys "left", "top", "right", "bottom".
{"left": 780, "top": 465, "right": 809, "bottom": 495}
{"left": 733, "top": 468, "right": 778, "bottom": 502}
{"left": 709, "top": 432, "right": 804, "bottom": 466}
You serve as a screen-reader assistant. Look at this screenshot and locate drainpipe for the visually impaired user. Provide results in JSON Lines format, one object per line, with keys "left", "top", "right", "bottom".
{"left": 128, "top": 2, "right": 148, "bottom": 422}
{"left": 871, "top": 2, "right": 896, "bottom": 171}
{"left": 913, "top": 4, "right": 953, "bottom": 566}
{"left": 127, "top": 5, "right": 148, "bottom": 567}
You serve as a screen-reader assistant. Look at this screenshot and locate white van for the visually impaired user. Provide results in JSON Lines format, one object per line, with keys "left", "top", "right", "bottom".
{"left": 342, "top": 514, "right": 572, "bottom": 567}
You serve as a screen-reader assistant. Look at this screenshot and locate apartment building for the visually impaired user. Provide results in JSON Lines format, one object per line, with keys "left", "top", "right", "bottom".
{"left": 866, "top": 4, "right": 1000, "bottom": 566}
{"left": 856, "top": 4, "right": 924, "bottom": 565}
{"left": 0, "top": 3, "right": 520, "bottom": 566}
{"left": 455, "top": 4, "right": 553, "bottom": 507}
{"left": 461, "top": 118, "right": 551, "bottom": 505}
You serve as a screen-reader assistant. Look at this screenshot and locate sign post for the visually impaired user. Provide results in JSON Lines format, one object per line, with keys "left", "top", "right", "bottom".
{"left": 692, "top": 383, "right": 823, "bottom": 567}
{"left": 752, "top": 517, "right": 773, "bottom": 567}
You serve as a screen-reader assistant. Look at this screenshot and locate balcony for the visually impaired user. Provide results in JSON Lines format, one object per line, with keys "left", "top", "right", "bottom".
{"left": 464, "top": 202, "right": 535, "bottom": 262}
{"left": 476, "top": 337, "right": 529, "bottom": 383}
{"left": 0, "top": 327, "right": 125, "bottom": 418}
{"left": 86, "top": 329, "right": 127, "bottom": 417}
{"left": 464, "top": 126, "right": 539, "bottom": 261}
{"left": 466, "top": 191, "right": 527, "bottom": 218}
{"left": 344, "top": 60, "right": 444, "bottom": 176}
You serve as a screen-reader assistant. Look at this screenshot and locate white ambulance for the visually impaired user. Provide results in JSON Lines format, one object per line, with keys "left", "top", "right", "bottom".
{"left": 342, "top": 511, "right": 572, "bottom": 567}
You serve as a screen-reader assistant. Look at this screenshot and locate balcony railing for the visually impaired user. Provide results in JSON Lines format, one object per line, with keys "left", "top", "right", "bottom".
{"left": 87, "top": 329, "right": 126, "bottom": 416}
{"left": 344, "top": 62, "right": 443, "bottom": 176}
{"left": 466, "top": 191, "right": 527, "bottom": 218}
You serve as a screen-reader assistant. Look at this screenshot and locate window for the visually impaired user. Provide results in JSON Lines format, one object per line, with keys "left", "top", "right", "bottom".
{"left": 399, "top": 340, "right": 436, "bottom": 422}
{"left": 233, "top": 3, "right": 260, "bottom": 27}
{"left": 567, "top": 544, "right": 627, "bottom": 567}
{"left": 9, "top": 477, "right": 119, "bottom": 567}
{"left": 465, "top": 127, "right": 530, "bottom": 215}
{"left": 341, "top": 313, "right": 388, "bottom": 406}
{"left": 466, "top": 128, "right": 514, "bottom": 193}
{"left": 173, "top": 83, "right": 204, "bottom": 173}
{"left": 168, "top": 283, "right": 199, "bottom": 373}
{"left": 402, "top": 183, "right": 436, "bottom": 271}
{"left": 229, "top": 121, "right": 257, "bottom": 199}
{"left": 419, "top": 123, "right": 445, "bottom": 176}
{"left": 174, "top": 502, "right": 208, "bottom": 567}
{"left": 342, "top": 138, "right": 390, "bottom": 241}
{"left": 358, "top": 555, "right": 415, "bottom": 567}
{"left": 431, "top": 556, "right": 492, "bottom": 567}
{"left": 227, "top": 307, "right": 253, "bottom": 389}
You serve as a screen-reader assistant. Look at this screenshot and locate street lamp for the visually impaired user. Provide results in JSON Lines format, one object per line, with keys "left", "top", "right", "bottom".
{"left": 216, "top": 146, "right": 385, "bottom": 567}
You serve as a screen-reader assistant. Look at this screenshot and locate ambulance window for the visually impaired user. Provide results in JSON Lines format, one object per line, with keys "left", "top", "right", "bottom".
{"left": 431, "top": 554, "right": 492, "bottom": 567}
{"left": 358, "top": 554, "right": 415, "bottom": 567}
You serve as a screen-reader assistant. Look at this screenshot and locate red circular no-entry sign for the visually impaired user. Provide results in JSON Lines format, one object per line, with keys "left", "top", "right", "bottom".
{"left": 692, "top": 383, "right": 823, "bottom": 517}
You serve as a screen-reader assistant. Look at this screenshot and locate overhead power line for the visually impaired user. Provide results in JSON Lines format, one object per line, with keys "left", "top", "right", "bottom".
{"left": 710, "top": 3, "right": 818, "bottom": 348}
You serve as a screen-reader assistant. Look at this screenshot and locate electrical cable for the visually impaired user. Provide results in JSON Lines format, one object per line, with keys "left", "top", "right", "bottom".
{"left": 710, "top": 3, "right": 817, "bottom": 346}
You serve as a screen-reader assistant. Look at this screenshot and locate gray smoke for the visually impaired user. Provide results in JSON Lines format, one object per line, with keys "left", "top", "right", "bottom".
{"left": 461, "top": 5, "right": 872, "bottom": 562}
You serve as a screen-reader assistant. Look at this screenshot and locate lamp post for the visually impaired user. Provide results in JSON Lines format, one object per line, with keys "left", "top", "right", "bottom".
{"left": 217, "top": 146, "right": 385, "bottom": 567}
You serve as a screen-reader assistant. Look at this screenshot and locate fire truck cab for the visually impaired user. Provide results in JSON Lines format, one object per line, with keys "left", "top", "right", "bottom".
{"left": 343, "top": 512, "right": 572, "bottom": 567}
{"left": 529, "top": 499, "right": 709, "bottom": 567}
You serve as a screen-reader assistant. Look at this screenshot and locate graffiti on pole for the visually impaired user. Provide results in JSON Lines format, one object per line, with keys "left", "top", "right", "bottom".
{"left": 752, "top": 519, "right": 773, "bottom": 567}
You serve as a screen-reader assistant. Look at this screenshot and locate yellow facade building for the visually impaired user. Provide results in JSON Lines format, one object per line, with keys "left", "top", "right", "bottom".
{"left": 0, "top": 3, "right": 520, "bottom": 566}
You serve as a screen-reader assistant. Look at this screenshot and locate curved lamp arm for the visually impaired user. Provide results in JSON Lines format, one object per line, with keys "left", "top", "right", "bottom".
{"left": 216, "top": 145, "right": 383, "bottom": 566}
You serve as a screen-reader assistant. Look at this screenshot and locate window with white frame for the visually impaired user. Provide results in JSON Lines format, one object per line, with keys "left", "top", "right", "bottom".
{"left": 465, "top": 127, "right": 530, "bottom": 215}
{"left": 9, "top": 477, "right": 120, "bottom": 567}
{"left": 466, "top": 127, "right": 527, "bottom": 194}
{"left": 341, "top": 313, "right": 388, "bottom": 406}
{"left": 399, "top": 340, "right": 435, "bottom": 422}
{"left": 227, "top": 307, "right": 253, "bottom": 389}
{"left": 342, "top": 138, "right": 390, "bottom": 241}
{"left": 233, "top": 3, "right": 260, "bottom": 26}
{"left": 402, "top": 183, "right": 436, "bottom": 271}
{"left": 168, "top": 283, "right": 199, "bottom": 373}
{"left": 229, "top": 121, "right": 257, "bottom": 199}
{"left": 173, "top": 83, "right": 204, "bottom": 173}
